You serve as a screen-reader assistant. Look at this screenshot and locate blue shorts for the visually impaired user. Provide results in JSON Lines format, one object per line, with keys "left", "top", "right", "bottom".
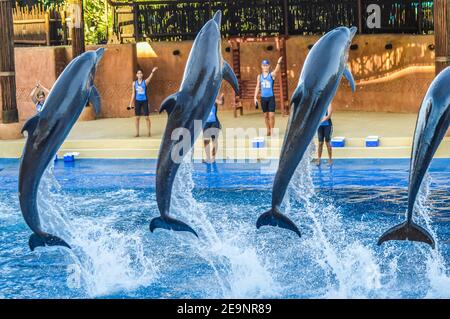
{"left": 135, "top": 100, "right": 149, "bottom": 116}
{"left": 261, "top": 96, "right": 276, "bottom": 113}
{"left": 318, "top": 125, "right": 333, "bottom": 142}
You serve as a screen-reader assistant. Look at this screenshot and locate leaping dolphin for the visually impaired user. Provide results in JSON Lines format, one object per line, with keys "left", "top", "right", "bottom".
{"left": 150, "top": 11, "right": 239, "bottom": 237}
{"left": 19, "top": 48, "right": 104, "bottom": 251}
{"left": 378, "top": 67, "right": 450, "bottom": 249}
{"left": 256, "top": 26, "right": 357, "bottom": 237}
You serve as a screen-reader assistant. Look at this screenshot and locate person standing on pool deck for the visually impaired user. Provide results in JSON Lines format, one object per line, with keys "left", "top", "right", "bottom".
{"left": 128, "top": 67, "right": 158, "bottom": 137}
{"left": 316, "top": 103, "right": 334, "bottom": 166}
{"left": 254, "top": 57, "right": 283, "bottom": 136}
{"left": 30, "top": 81, "right": 50, "bottom": 113}
{"left": 203, "top": 93, "right": 224, "bottom": 164}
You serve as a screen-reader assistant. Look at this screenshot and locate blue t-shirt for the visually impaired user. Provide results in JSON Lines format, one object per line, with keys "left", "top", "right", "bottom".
{"left": 134, "top": 80, "right": 147, "bottom": 101}
{"left": 36, "top": 102, "right": 44, "bottom": 113}
{"left": 260, "top": 73, "right": 274, "bottom": 98}
{"left": 320, "top": 111, "right": 331, "bottom": 126}
{"left": 206, "top": 104, "right": 218, "bottom": 123}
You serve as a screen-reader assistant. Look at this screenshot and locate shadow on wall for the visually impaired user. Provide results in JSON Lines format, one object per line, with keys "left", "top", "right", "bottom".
{"left": 0, "top": 34, "right": 438, "bottom": 122}
{"left": 348, "top": 35, "right": 435, "bottom": 82}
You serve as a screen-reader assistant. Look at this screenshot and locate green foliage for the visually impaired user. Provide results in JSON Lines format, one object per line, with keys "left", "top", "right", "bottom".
{"left": 33, "top": 0, "right": 110, "bottom": 45}
{"left": 84, "top": 0, "right": 110, "bottom": 44}
{"left": 36, "top": 0, "right": 66, "bottom": 7}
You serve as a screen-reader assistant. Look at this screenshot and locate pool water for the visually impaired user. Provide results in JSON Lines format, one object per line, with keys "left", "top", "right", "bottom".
{"left": 0, "top": 155, "right": 449, "bottom": 298}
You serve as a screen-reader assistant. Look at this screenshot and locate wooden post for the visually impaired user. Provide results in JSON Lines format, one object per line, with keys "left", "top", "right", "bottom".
{"left": 275, "top": 36, "right": 289, "bottom": 116}
{"left": 230, "top": 39, "right": 243, "bottom": 117}
{"left": 44, "top": 12, "right": 50, "bottom": 46}
{"left": 434, "top": 0, "right": 450, "bottom": 75}
{"left": 0, "top": 0, "right": 19, "bottom": 124}
{"left": 69, "top": 0, "right": 85, "bottom": 58}
{"left": 418, "top": 0, "right": 423, "bottom": 34}
{"left": 283, "top": 0, "right": 289, "bottom": 37}
{"left": 357, "top": 0, "right": 363, "bottom": 34}
{"left": 133, "top": 3, "right": 140, "bottom": 41}
{"left": 61, "top": 10, "right": 68, "bottom": 45}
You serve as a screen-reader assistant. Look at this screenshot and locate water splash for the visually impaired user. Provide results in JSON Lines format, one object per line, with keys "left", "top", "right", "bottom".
{"left": 283, "top": 144, "right": 383, "bottom": 298}
{"left": 170, "top": 153, "right": 280, "bottom": 298}
{"left": 415, "top": 174, "right": 450, "bottom": 298}
{"left": 36, "top": 162, "right": 158, "bottom": 297}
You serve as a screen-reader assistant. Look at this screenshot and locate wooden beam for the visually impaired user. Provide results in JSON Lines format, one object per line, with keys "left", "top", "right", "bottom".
{"left": 434, "top": 0, "right": 450, "bottom": 75}
{"left": 357, "top": 0, "right": 363, "bottom": 34}
{"left": 69, "top": 0, "right": 85, "bottom": 58}
{"left": 0, "top": 0, "right": 18, "bottom": 124}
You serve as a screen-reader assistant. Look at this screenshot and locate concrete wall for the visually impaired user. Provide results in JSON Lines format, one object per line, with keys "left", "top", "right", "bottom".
{"left": 141, "top": 34, "right": 435, "bottom": 114}
{"left": 0, "top": 34, "right": 437, "bottom": 123}
{"left": 0, "top": 44, "right": 136, "bottom": 123}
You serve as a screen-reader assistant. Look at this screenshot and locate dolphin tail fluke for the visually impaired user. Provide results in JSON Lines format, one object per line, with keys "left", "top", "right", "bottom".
{"left": 29, "top": 233, "right": 71, "bottom": 251}
{"left": 150, "top": 216, "right": 198, "bottom": 238}
{"left": 256, "top": 207, "right": 301, "bottom": 237}
{"left": 377, "top": 221, "right": 435, "bottom": 248}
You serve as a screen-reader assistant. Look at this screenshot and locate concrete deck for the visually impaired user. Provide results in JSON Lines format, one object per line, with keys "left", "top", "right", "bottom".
{"left": 1, "top": 111, "right": 449, "bottom": 159}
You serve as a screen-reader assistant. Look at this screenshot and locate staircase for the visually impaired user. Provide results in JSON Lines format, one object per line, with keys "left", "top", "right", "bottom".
{"left": 229, "top": 36, "right": 290, "bottom": 116}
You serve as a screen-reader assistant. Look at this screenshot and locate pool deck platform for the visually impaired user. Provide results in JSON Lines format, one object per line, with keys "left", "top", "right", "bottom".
{"left": 1, "top": 111, "right": 449, "bottom": 159}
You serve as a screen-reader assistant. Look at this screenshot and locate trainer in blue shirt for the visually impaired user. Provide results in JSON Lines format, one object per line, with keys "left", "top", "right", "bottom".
{"left": 29, "top": 81, "right": 50, "bottom": 113}
{"left": 254, "top": 57, "right": 283, "bottom": 136}
{"left": 128, "top": 67, "right": 158, "bottom": 137}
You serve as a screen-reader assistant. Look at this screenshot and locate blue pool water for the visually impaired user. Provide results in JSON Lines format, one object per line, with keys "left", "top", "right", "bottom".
{"left": 0, "top": 155, "right": 449, "bottom": 298}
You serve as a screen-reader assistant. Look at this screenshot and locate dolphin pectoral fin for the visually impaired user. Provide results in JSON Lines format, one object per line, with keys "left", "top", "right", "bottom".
{"left": 377, "top": 221, "right": 435, "bottom": 248}
{"left": 290, "top": 85, "right": 304, "bottom": 106}
{"left": 32, "top": 118, "right": 56, "bottom": 150}
{"left": 89, "top": 86, "right": 101, "bottom": 115}
{"left": 222, "top": 61, "right": 239, "bottom": 95}
{"left": 256, "top": 207, "right": 301, "bottom": 237}
{"left": 343, "top": 67, "right": 356, "bottom": 92}
{"left": 159, "top": 93, "right": 178, "bottom": 115}
{"left": 29, "top": 233, "right": 71, "bottom": 251}
{"left": 21, "top": 115, "right": 40, "bottom": 135}
{"left": 150, "top": 216, "right": 198, "bottom": 237}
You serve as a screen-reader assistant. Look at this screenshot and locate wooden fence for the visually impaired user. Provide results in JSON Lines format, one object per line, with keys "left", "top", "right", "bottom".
{"left": 110, "top": 0, "right": 435, "bottom": 42}
{"left": 13, "top": 4, "right": 69, "bottom": 46}
{"left": 13, "top": 1, "right": 436, "bottom": 45}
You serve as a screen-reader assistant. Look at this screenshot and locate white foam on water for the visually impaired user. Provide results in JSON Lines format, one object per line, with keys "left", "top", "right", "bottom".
{"left": 170, "top": 154, "right": 280, "bottom": 298}
{"left": 415, "top": 174, "right": 450, "bottom": 298}
{"left": 14, "top": 152, "right": 449, "bottom": 298}
{"left": 36, "top": 162, "right": 159, "bottom": 297}
{"left": 282, "top": 144, "right": 384, "bottom": 298}
{"left": 280, "top": 151, "right": 450, "bottom": 298}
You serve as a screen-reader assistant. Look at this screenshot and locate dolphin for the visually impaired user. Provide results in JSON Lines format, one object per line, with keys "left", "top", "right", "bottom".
{"left": 149, "top": 11, "right": 239, "bottom": 237}
{"left": 378, "top": 67, "right": 450, "bottom": 249}
{"left": 19, "top": 48, "right": 104, "bottom": 251}
{"left": 256, "top": 26, "right": 357, "bottom": 236}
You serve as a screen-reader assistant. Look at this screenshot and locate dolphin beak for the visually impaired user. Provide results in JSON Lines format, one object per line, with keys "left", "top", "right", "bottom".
{"left": 212, "top": 10, "right": 222, "bottom": 27}
{"left": 95, "top": 47, "right": 105, "bottom": 65}
{"left": 349, "top": 26, "right": 357, "bottom": 39}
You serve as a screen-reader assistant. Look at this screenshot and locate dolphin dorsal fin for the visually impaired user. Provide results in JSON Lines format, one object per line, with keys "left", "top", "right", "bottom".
{"left": 89, "top": 86, "right": 101, "bottom": 115}
{"left": 159, "top": 93, "right": 178, "bottom": 115}
{"left": 223, "top": 61, "right": 239, "bottom": 95}
{"left": 21, "top": 114, "right": 40, "bottom": 135}
{"left": 343, "top": 67, "right": 356, "bottom": 92}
